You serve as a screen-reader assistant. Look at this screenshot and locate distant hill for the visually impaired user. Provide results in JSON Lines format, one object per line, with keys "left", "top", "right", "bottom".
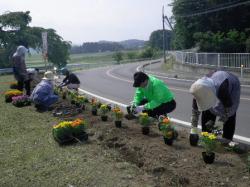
{"left": 99, "top": 39, "right": 146, "bottom": 49}
{"left": 70, "top": 39, "right": 146, "bottom": 54}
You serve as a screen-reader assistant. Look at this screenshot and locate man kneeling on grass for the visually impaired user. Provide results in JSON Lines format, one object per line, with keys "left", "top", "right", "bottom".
{"left": 126, "top": 71, "right": 176, "bottom": 119}
{"left": 30, "top": 71, "right": 59, "bottom": 111}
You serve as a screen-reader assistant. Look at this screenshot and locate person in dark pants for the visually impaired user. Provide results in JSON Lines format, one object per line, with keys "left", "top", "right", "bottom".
{"left": 59, "top": 68, "right": 80, "bottom": 90}
{"left": 12, "top": 45, "right": 31, "bottom": 95}
{"left": 127, "top": 71, "right": 176, "bottom": 118}
{"left": 189, "top": 70, "right": 241, "bottom": 142}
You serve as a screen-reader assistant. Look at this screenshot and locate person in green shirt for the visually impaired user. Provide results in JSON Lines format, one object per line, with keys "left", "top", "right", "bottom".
{"left": 128, "top": 71, "right": 176, "bottom": 118}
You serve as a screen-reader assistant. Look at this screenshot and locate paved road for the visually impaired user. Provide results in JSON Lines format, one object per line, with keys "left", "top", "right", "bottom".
{"left": 77, "top": 62, "right": 250, "bottom": 140}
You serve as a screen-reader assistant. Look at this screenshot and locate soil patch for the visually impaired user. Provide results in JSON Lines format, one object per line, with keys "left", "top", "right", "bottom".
{"left": 52, "top": 98, "right": 250, "bottom": 187}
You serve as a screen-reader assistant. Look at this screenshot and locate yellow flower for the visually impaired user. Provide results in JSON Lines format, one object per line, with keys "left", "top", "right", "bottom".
{"left": 71, "top": 118, "right": 85, "bottom": 127}
{"left": 201, "top": 132, "right": 209, "bottom": 136}
{"left": 208, "top": 134, "right": 216, "bottom": 140}
{"left": 140, "top": 112, "right": 148, "bottom": 117}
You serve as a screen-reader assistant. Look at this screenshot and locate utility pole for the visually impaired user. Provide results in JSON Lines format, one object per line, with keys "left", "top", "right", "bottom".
{"left": 162, "top": 6, "right": 166, "bottom": 63}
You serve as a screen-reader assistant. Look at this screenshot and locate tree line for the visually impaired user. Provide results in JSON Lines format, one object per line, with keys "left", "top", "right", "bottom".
{"left": 0, "top": 11, "right": 70, "bottom": 68}
{"left": 172, "top": 0, "right": 250, "bottom": 52}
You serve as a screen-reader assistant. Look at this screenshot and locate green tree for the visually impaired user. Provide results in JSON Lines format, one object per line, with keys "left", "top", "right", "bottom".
{"left": 126, "top": 51, "right": 138, "bottom": 60}
{"left": 113, "top": 51, "right": 123, "bottom": 64}
{"left": 149, "top": 30, "right": 173, "bottom": 50}
{"left": 0, "top": 11, "right": 70, "bottom": 68}
{"left": 172, "top": 0, "right": 250, "bottom": 51}
{"left": 139, "top": 47, "right": 156, "bottom": 59}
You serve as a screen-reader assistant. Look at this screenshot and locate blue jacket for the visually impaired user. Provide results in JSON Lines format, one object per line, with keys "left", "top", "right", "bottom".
{"left": 30, "top": 80, "right": 58, "bottom": 106}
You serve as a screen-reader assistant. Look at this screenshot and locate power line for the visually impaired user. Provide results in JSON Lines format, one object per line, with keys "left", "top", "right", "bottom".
{"left": 175, "top": 0, "right": 250, "bottom": 18}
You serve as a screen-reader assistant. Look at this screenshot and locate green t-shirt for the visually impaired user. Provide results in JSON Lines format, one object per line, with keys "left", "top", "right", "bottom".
{"left": 133, "top": 75, "right": 174, "bottom": 110}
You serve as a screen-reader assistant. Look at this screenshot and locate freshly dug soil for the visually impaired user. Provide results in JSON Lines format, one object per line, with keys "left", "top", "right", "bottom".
{"left": 51, "top": 98, "right": 250, "bottom": 187}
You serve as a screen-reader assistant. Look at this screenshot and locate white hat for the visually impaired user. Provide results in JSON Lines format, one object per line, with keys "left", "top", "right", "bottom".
{"left": 42, "top": 71, "right": 54, "bottom": 80}
{"left": 189, "top": 77, "right": 217, "bottom": 111}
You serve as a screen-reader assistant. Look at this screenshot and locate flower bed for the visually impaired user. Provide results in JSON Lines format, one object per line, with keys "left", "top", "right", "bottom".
{"left": 52, "top": 118, "right": 88, "bottom": 144}
{"left": 4, "top": 90, "right": 23, "bottom": 103}
{"left": 12, "top": 95, "right": 31, "bottom": 107}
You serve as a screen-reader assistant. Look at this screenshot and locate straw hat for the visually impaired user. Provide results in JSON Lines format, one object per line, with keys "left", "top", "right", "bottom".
{"left": 42, "top": 71, "right": 54, "bottom": 81}
{"left": 189, "top": 77, "right": 217, "bottom": 111}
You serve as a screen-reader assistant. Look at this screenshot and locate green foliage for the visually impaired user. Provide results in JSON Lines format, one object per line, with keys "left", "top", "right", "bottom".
{"left": 126, "top": 51, "right": 138, "bottom": 60}
{"left": 112, "top": 51, "right": 123, "bottom": 64}
{"left": 194, "top": 29, "right": 248, "bottom": 52}
{"left": 172, "top": 0, "right": 250, "bottom": 51}
{"left": 149, "top": 29, "right": 173, "bottom": 50}
{"left": 246, "top": 37, "right": 250, "bottom": 53}
{"left": 139, "top": 47, "right": 156, "bottom": 59}
{"left": 0, "top": 11, "right": 70, "bottom": 68}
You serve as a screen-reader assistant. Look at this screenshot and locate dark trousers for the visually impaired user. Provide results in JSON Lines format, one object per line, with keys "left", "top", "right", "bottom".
{"left": 17, "top": 79, "right": 31, "bottom": 96}
{"left": 141, "top": 99, "right": 176, "bottom": 118}
{"left": 201, "top": 110, "right": 236, "bottom": 140}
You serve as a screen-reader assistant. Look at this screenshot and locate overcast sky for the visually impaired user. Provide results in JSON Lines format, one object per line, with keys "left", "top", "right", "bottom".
{"left": 0, "top": 0, "right": 173, "bottom": 44}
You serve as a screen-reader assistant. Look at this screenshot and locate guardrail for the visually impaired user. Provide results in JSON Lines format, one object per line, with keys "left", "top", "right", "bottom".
{"left": 171, "top": 51, "right": 250, "bottom": 69}
{"left": 0, "top": 58, "right": 156, "bottom": 75}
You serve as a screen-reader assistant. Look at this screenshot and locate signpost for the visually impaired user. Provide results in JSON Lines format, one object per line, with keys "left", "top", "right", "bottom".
{"left": 42, "top": 32, "right": 48, "bottom": 71}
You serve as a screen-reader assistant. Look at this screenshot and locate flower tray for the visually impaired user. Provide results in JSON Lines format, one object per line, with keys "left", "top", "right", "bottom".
{"left": 52, "top": 130, "right": 88, "bottom": 145}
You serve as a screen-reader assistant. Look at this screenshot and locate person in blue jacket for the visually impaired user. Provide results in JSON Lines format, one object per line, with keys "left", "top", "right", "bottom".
{"left": 30, "top": 71, "right": 59, "bottom": 111}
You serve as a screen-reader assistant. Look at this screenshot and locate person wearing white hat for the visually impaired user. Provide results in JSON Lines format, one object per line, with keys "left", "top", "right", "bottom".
{"left": 12, "top": 45, "right": 31, "bottom": 95}
{"left": 189, "top": 70, "right": 241, "bottom": 142}
{"left": 30, "top": 71, "right": 59, "bottom": 111}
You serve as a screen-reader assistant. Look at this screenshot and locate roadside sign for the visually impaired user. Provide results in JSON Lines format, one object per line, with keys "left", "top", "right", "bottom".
{"left": 42, "top": 32, "right": 48, "bottom": 58}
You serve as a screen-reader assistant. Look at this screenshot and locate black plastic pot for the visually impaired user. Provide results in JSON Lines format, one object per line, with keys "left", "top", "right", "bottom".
{"left": 115, "top": 121, "right": 122, "bottom": 128}
{"left": 164, "top": 137, "right": 173, "bottom": 146}
{"left": 202, "top": 152, "right": 215, "bottom": 164}
{"left": 92, "top": 109, "right": 97, "bottom": 115}
{"left": 81, "top": 104, "right": 85, "bottom": 110}
{"left": 189, "top": 134, "right": 199, "bottom": 146}
{"left": 101, "top": 115, "right": 108, "bottom": 121}
{"left": 142, "top": 126, "right": 150, "bottom": 135}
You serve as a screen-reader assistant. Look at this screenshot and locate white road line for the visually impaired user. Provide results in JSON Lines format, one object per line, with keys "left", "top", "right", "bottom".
{"left": 78, "top": 87, "right": 250, "bottom": 144}
{"left": 106, "top": 68, "right": 132, "bottom": 83}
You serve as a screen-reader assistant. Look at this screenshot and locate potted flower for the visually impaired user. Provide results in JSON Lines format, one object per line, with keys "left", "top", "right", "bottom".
{"left": 68, "top": 91, "right": 78, "bottom": 104}
{"left": 99, "top": 104, "right": 109, "bottom": 121}
{"left": 112, "top": 105, "right": 124, "bottom": 128}
{"left": 75, "top": 95, "right": 88, "bottom": 110}
{"left": 4, "top": 90, "right": 23, "bottom": 103}
{"left": 52, "top": 118, "right": 88, "bottom": 144}
{"left": 200, "top": 132, "right": 217, "bottom": 164}
{"left": 12, "top": 95, "right": 31, "bottom": 107}
{"left": 90, "top": 98, "right": 98, "bottom": 115}
{"left": 139, "top": 112, "right": 151, "bottom": 135}
{"left": 158, "top": 116, "right": 177, "bottom": 146}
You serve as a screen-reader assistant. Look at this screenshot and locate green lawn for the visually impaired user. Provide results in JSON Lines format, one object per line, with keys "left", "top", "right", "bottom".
{"left": 0, "top": 75, "right": 140, "bottom": 186}
{"left": 26, "top": 52, "right": 116, "bottom": 67}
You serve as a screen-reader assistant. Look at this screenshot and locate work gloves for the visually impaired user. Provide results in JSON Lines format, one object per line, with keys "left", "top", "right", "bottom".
{"left": 135, "top": 105, "right": 145, "bottom": 114}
